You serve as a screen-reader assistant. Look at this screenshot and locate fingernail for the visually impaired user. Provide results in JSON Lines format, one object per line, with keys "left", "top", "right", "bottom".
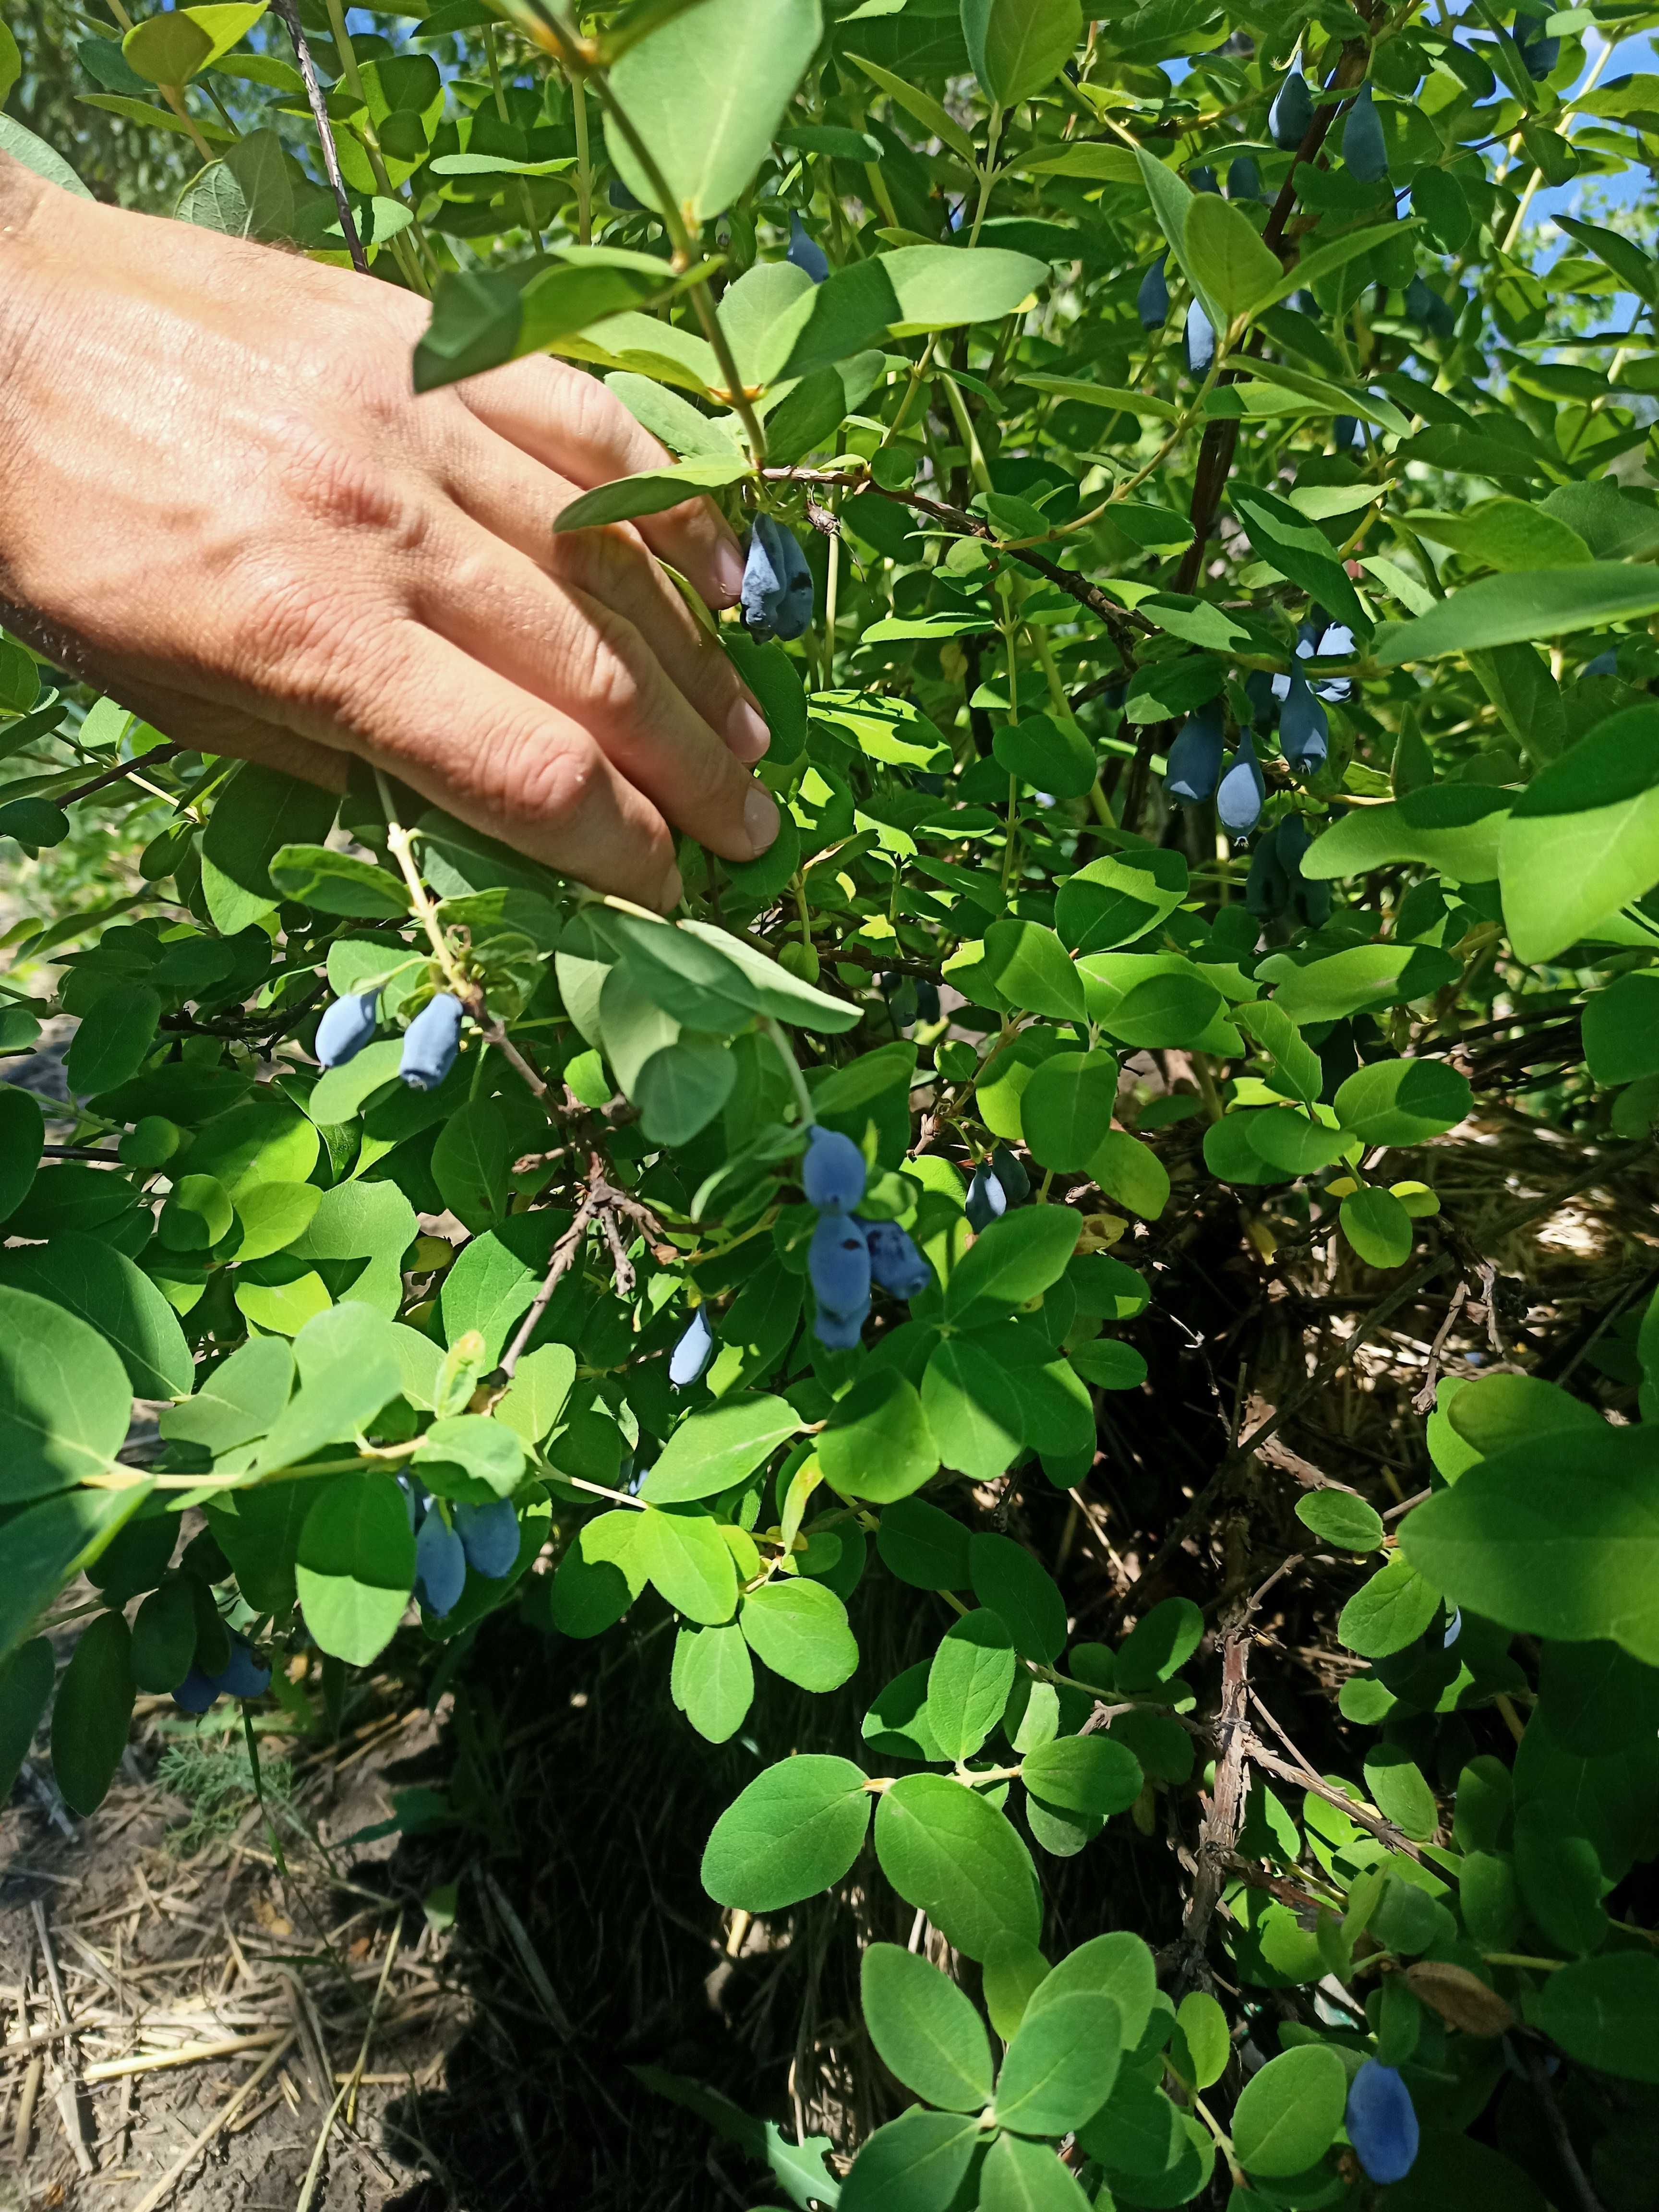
{"left": 657, "top": 860, "right": 684, "bottom": 912}
{"left": 728, "top": 696, "right": 770, "bottom": 764}
{"left": 712, "top": 540, "right": 746, "bottom": 607}
{"left": 744, "top": 782, "right": 780, "bottom": 857}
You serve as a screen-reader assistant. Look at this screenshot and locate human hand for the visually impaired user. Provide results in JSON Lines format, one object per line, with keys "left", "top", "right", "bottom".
{"left": 0, "top": 158, "right": 781, "bottom": 909}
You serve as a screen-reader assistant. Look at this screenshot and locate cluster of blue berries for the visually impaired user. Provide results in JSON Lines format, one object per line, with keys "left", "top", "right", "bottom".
{"left": 742, "top": 516, "right": 815, "bottom": 643}
{"left": 803, "top": 1126, "right": 930, "bottom": 1350}
{"left": 314, "top": 988, "right": 465, "bottom": 1093}
{"left": 171, "top": 1631, "right": 271, "bottom": 1716}
{"left": 966, "top": 1144, "right": 1030, "bottom": 1231}
{"left": 405, "top": 1478, "right": 519, "bottom": 1617}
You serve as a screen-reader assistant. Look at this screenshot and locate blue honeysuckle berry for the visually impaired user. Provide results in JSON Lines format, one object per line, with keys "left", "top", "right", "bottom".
{"left": 1270, "top": 65, "right": 1313, "bottom": 149}
{"left": 992, "top": 1146, "right": 1031, "bottom": 1204}
{"left": 213, "top": 1634, "right": 272, "bottom": 1700}
{"left": 1333, "top": 414, "right": 1367, "bottom": 454}
{"left": 742, "top": 515, "right": 815, "bottom": 642}
{"left": 809, "top": 1213, "right": 872, "bottom": 1315}
{"left": 1280, "top": 672, "right": 1330, "bottom": 771}
{"left": 171, "top": 1667, "right": 220, "bottom": 1717}
{"left": 1586, "top": 648, "right": 1619, "bottom": 677}
{"left": 915, "top": 978, "right": 941, "bottom": 1025}
{"left": 415, "top": 1511, "right": 467, "bottom": 1617}
{"left": 863, "top": 1219, "right": 932, "bottom": 1299}
{"left": 787, "top": 211, "right": 830, "bottom": 284}
{"left": 1245, "top": 670, "right": 1278, "bottom": 727}
{"left": 1246, "top": 826, "right": 1289, "bottom": 919}
{"left": 1185, "top": 299, "right": 1216, "bottom": 378}
{"left": 1521, "top": 30, "right": 1559, "bottom": 76}
{"left": 1310, "top": 622, "right": 1355, "bottom": 705}
{"left": 1442, "top": 1606, "right": 1464, "bottom": 1647}
{"left": 669, "top": 1306, "right": 716, "bottom": 1389}
{"left": 1227, "top": 156, "right": 1264, "bottom": 202}
{"left": 1346, "top": 2060, "right": 1419, "bottom": 2185}
{"left": 1137, "top": 253, "right": 1170, "bottom": 329}
{"left": 1189, "top": 164, "right": 1220, "bottom": 193}
{"left": 1342, "top": 84, "right": 1389, "bottom": 183}
{"left": 608, "top": 176, "right": 643, "bottom": 211}
{"left": 456, "top": 1497, "right": 519, "bottom": 1579}
{"left": 1217, "top": 733, "right": 1266, "bottom": 837}
{"left": 1166, "top": 711, "right": 1225, "bottom": 805}
{"left": 803, "top": 1125, "right": 866, "bottom": 1214}
{"left": 814, "top": 1298, "right": 869, "bottom": 1350}
{"left": 315, "top": 990, "right": 379, "bottom": 1069}
{"left": 1405, "top": 273, "right": 1437, "bottom": 326}
{"left": 965, "top": 1163, "right": 1007, "bottom": 1233}
{"left": 400, "top": 992, "right": 464, "bottom": 1092}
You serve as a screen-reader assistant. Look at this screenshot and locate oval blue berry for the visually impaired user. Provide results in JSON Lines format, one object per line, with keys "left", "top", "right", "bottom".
{"left": 787, "top": 211, "right": 830, "bottom": 284}
{"left": 992, "top": 1146, "right": 1031, "bottom": 1204}
{"left": 1166, "top": 713, "right": 1225, "bottom": 806}
{"left": 456, "top": 1498, "right": 519, "bottom": 1579}
{"left": 315, "top": 990, "right": 379, "bottom": 1069}
{"left": 1217, "top": 734, "right": 1265, "bottom": 837}
{"left": 1279, "top": 673, "right": 1329, "bottom": 771}
{"left": 1346, "top": 2060, "right": 1419, "bottom": 2185}
{"left": 808, "top": 1213, "right": 871, "bottom": 1314}
{"left": 1342, "top": 84, "right": 1389, "bottom": 183}
{"left": 1185, "top": 300, "right": 1216, "bottom": 378}
{"left": 669, "top": 1307, "right": 716, "bottom": 1388}
{"left": 171, "top": 1667, "right": 219, "bottom": 1716}
{"left": 210, "top": 1635, "right": 271, "bottom": 1700}
{"left": 965, "top": 1164, "right": 1006, "bottom": 1233}
{"left": 1137, "top": 252, "right": 1169, "bottom": 329}
{"left": 864, "top": 1219, "right": 932, "bottom": 1300}
{"left": 803, "top": 1126, "right": 866, "bottom": 1214}
{"left": 814, "top": 1298, "right": 869, "bottom": 1350}
{"left": 415, "top": 1512, "right": 467, "bottom": 1617}
{"left": 400, "top": 993, "right": 464, "bottom": 1092}
{"left": 1269, "top": 66, "right": 1313, "bottom": 149}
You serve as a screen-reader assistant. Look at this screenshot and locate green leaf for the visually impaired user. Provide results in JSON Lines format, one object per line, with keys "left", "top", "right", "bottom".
{"left": 123, "top": 0, "right": 266, "bottom": 83}
{"left": 1174, "top": 1991, "right": 1230, "bottom": 2091}
{"left": 232, "top": 1180, "right": 322, "bottom": 1264}
{"left": 1337, "top": 1552, "right": 1442, "bottom": 1658}
{"left": 876, "top": 1497, "right": 971, "bottom": 1592}
{"left": 873, "top": 1772, "right": 1042, "bottom": 1960}
{"left": 50, "top": 1610, "right": 134, "bottom": 1816}
{"left": 549, "top": 1509, "right": 649, "bottom": 1636}
{"left": 819, "top": 1370, "right": 938, "bottom": 1502}
{"left": 553, "top": 455, "right": 749, "bottom": 533}
{"left": 636, "top": 1035, "right": 738, "bottom": 1145}
{"left": 970, "top": 1532, "right": 1067, "bottom": 1662}
{"left": 1022, "top": 1736, "right": 1142, "bottom": 1818}
{"left": 1231, "top": 484, "right": 1367, "bottom": 633}
{"left": 1087, "top": 1129, "right": 1170, "bottom": 1221}
{"left": 65, "top": 986, "right": 160, "bottom": 1095}
{"left": 132, "top": 1577, "right": 197, "bottom": 1694}
{"left": 1410, "top": 497, "right": 1592, "bottom": 574}
{"left": 1184, "top": 191, "right": 1282, "bottom": 323}
{"left": 605, "top": 0, "right": 823, "bottom": 225}
{"left": 1135, "top": 150, "right": 1221, "bottom": 333}
{"left": 980, "top": 921, "right": 1085, "bottom": 1021}
{"left": 995, "top": 1990, "right": 1121, "bottom": 2136}
{"left": 494, "top": 1343, "right": 577, "bottom": 1447}
{"left": 1585, "top": 972, "right": 1659, "bottom": 1084}
{"left": 0, "top": 113, "right": 93, "bottom": 197}
{"left": 431, "top": 1100, "right": 511, "bottom": 1231}
{"left": 840, "top": 2110, "right": 981, "bottom": 2212}
{"left": 1067, "top": 1339, "right": 1147, "bottom": 1391}
{"left": 200, "top": 765, "right": 337, "bottom": 935}
{"left": 0, "top": 1638, "right": 54, "bottom": 1803}
{"left": 1260, "top": 943, "right": 1438, "bottom": 1024}
{"left": 700, "top": 1753, "right": 872, "bottom": 1909}
{"left": 177, "top": 124, "right": 293, "bottom": 241}
{"left": 1295, "top": 1492, "right": 1385, "bottom": 1552}
{"left": 859, "top": 1944, "right": 995, "bottom": 2112}
{"left": 0, "top": 1234, "right": 192, "bottom": 1400}
{"left": 993, "top": 713, "right": 1097, "bottom": 801}
{"left": 0, "top": 1284, "right": 132, "bottom": 1501}
{"left": 1378, "top": 566, "right": 1659, "bottom": 666}
{"left": 1229, "top": 2044, "right": 1347, "bottom": 2178}
{"left": 267, "top": 842, "right": 409, "bottom": 917}
{"left": 844, "top": 53, "right": 976, "bottom": 162}
{"left": 946, "top": 1205, "right": 1082, "bottom": 1319}
{"left": 639, "top": 1503, "right": 739, "bottom": 1623}
{"left": 1445, "top": 1371, "right": 1601, "bottom": 1463}
{"left": 1339, "top": 1186, "right": 1413, "bottom": 1269}
{"left": 741, "top": 1578, "right": 858, "bottom": 1690}
{"left": 0, "top": 1083, "right": 43, "bottom": 1223}
{"left": 252, "top": 1307, "right": 400, "bottom": 1474}
{"left": 413, "top": 1414, "right": 526, "bottom": 1501}
{"left": 1499, "top": 705, "right": 1659, "bottom": 962}
{"left": 1102, "top": 971, "right": 1224, "bottom": 1052}
{"left": 643, "top": 1394, "right": 802, "bottom": 1504}
{"left": 0, "top": 1487, "right": 152, "bottom": 1661}
{"left": 1531, "top": 1951, "right": 1659, "bottom": 2081}
{"left": 675, "top": 1621, "right": 755, "bottom": 1743}
{"left": 926, "top": 1609, "right": 1018, "bottom": 1762}
{"left": 1401, "top": 1423, "right": 1659, "bottom": 1664}
{"left": 294, "top": 1472, "right": 415, "bottom": 1666}
{"left": 1020, "top": 1050, "right": 1120, "bottom": 1172}
{"left": 1334, "top": 1057, "right": 1472, "bottom": 1145}
{"left": 962, "top": 0, "right": 1082, "bottom": 104}
{"left": 922, "top": 1341, "right": 1026, "bottom": 1482}
{"left": 978, "top": 2131, "right": 1093, "bottom": 2212}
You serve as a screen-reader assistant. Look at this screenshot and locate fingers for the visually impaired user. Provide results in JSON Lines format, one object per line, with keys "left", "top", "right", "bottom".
{"left": 95, "top": 679, "right": 350, "bottom": 793}
{"left": 300, "top": 618, "right": 688, "bottom": 909}
{"left": 410, "top": 516, "right": 779, "bottom": 867}
{"left": 443, "top": 432, "right": 770, "bottom": 766}
{"left": 461, "top": 352, "right": 748, "bottom": 613}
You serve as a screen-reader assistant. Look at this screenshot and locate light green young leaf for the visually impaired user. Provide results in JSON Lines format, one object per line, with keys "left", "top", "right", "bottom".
{"left": 859, "top": 1944, "right": 996, "bottom": 2112}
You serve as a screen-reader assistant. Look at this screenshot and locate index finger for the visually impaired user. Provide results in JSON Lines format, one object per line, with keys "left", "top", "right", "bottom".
{"left": 461, "top": 353, "right": 748, "bottom": 612}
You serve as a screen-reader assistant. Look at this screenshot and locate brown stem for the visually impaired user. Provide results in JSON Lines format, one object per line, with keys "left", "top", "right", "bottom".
{"left": 268, "top": 0, "right": 369, "bottom": 276}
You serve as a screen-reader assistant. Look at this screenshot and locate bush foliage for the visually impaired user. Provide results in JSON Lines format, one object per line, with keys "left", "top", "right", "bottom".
{"left": 8, "top": 0, "right": 1659, "bottom": 2200}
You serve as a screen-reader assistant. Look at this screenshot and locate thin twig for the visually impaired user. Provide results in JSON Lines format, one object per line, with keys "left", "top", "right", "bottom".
{"left": 268, "top": 0, "right": 369, "bottom": 275}
{"left": 127, "top": 2032, "right": 298, "bottom": 2212}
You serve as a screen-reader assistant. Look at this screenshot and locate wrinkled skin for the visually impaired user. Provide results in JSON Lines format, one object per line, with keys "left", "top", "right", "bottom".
{"left": 0, "top": 157, "right": 783, "bottom": 909}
